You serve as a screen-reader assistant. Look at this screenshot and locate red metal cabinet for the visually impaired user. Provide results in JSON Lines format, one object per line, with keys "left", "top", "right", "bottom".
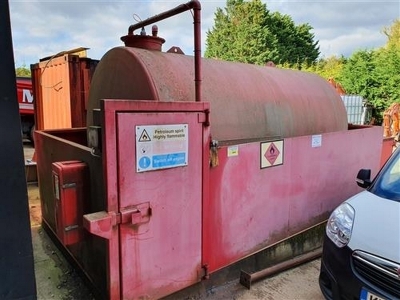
{"left": 52, "top": 161, "right": 88, "bottom": 246}
{"left": 83, "top": 100, "right": 211, "bottom": 299}
{"left": 116, "top": 112, "right": 204, "bottom": 299}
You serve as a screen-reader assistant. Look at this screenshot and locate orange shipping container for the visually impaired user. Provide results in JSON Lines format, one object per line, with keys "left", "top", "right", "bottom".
{"left": 31, "top": 48, "right": 98, "bottom": 130}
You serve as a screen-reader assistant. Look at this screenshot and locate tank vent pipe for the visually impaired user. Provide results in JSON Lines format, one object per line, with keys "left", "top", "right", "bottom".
{"left": 127, "top": 0, "right": 202, "bottom": 102}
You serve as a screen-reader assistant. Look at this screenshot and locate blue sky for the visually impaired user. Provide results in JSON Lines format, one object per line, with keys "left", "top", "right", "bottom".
{"left": 8, "top": 0, "right": 400, "bottom": 67}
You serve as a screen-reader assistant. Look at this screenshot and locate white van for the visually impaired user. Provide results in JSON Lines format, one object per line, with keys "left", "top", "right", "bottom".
{"left": 319, "top": 147, "right": 400, "bottom": 300}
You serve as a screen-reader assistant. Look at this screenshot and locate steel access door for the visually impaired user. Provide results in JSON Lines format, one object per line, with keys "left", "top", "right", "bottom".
{"left": 115, "top": 103, "right": 207, "bottom": 299}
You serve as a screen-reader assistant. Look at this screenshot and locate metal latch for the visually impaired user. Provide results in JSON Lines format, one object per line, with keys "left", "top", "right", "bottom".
{"left": 83, "top": 202, "right": 151, "bottom": 240}
{"left": 117, "top": 203, "right": 152, "bottom": 226}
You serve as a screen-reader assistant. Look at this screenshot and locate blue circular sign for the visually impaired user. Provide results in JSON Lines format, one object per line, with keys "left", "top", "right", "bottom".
{"left": 139, "top": 156, "right": 151, "bottom": 169}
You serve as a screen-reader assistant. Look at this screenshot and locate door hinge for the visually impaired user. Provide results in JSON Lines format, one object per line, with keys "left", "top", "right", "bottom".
{"left": 198, "top": 110, "right": 210, "bottom": 126}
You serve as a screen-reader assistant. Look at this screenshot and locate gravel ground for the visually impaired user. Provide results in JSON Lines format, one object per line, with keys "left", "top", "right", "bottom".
{"left": 29, "top": 186, "right": 94, "bottom": 300}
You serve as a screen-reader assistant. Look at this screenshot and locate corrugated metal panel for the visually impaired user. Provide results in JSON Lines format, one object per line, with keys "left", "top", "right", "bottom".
{"left": 70, "top": 57, "right": 99, "bottom": 127}
{"left": 341, "top": 95, "right": 365, "bottom": 125}
{"left": 41, "top": 56, "right": 71, "bottom": 129}
{"left": 31, "top": 54, "right": 98, "bottom": 131}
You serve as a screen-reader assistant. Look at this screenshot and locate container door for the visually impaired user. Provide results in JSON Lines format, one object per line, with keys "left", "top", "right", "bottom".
{"left": 117, "top": 111, "right": 203, "bottom": 299}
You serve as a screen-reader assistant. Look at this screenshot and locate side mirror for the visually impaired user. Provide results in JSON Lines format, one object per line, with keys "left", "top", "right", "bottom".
{"left": 356, "top": 169, "right": 371, "bottom": 188}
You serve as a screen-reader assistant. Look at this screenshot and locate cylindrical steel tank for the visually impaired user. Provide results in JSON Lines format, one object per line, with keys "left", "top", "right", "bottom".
{"left": 87, "top": 46, "right": 348, "bottom": 141}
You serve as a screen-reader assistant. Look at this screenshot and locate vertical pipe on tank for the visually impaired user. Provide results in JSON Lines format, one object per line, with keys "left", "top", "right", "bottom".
{"left": 192, "top": 1, "right": 201, "bottom": 102}
{"left": 127, "top": 0, "right": 202, "bottom": 102}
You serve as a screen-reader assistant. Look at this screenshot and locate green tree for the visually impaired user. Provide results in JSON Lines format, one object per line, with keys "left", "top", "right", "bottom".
{"left": 267, "top": 12, "right": 319, "bottom": 67}
{"left": 336, "top": 19, "right": 400, "bottom": 122}
{"left": 338, "top": 50, "right": 376, "bottom": 99}
{"left": 205, "top": 0, "right": 319, "bottom": 67}
{"left": 205, "top": 0, "right": 278, "bottom": 64}
{"left": 372, "top": 46, "right": 400, "bottom": 111}
{"left": 302, "top": 55, "right": 346, "bottom": 79}
{"left": 383, "top": 18, "right": 400, "bottom": 49}
{"left": 15, "top": 64, "right": 31, "bottom": 77}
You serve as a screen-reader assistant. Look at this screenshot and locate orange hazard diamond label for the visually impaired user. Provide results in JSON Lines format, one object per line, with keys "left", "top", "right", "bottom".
{"left": 260, "top": 140, "right": 284, "bottom": 169}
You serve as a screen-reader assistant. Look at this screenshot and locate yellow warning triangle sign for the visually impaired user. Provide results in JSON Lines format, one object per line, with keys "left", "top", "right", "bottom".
{"left": 139, "top": 129, "right": 151, "bottom": 142}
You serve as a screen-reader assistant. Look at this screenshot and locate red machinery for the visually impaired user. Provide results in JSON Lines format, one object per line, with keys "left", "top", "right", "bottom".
{"left": 35, "top": 1, "right": 384, "bottom": 299}
{"left": 17, "top": 76, "right": 35, "bottom": 141}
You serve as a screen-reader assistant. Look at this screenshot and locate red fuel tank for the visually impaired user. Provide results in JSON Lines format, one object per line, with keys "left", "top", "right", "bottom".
{"left": 87, "top": 47, "right": 348, "bottom": 142}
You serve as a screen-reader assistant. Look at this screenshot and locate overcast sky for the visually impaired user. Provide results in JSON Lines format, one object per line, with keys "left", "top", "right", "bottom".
{"left": 8, "top": 0, "right": 400, "bottom": 67}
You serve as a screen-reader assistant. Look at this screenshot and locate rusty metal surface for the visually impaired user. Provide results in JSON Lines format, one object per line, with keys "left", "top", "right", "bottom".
{"left": 70, "top": 57, "right": 98, "bottom": 127}
{"left": 239, "top": 248, "right": 322, "bottom": 289}
{"left": 87, "top": 47, "right": 347, "bottom": 142}
{"left": 34, "top": 128, "right": 108, "bottom": 298}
